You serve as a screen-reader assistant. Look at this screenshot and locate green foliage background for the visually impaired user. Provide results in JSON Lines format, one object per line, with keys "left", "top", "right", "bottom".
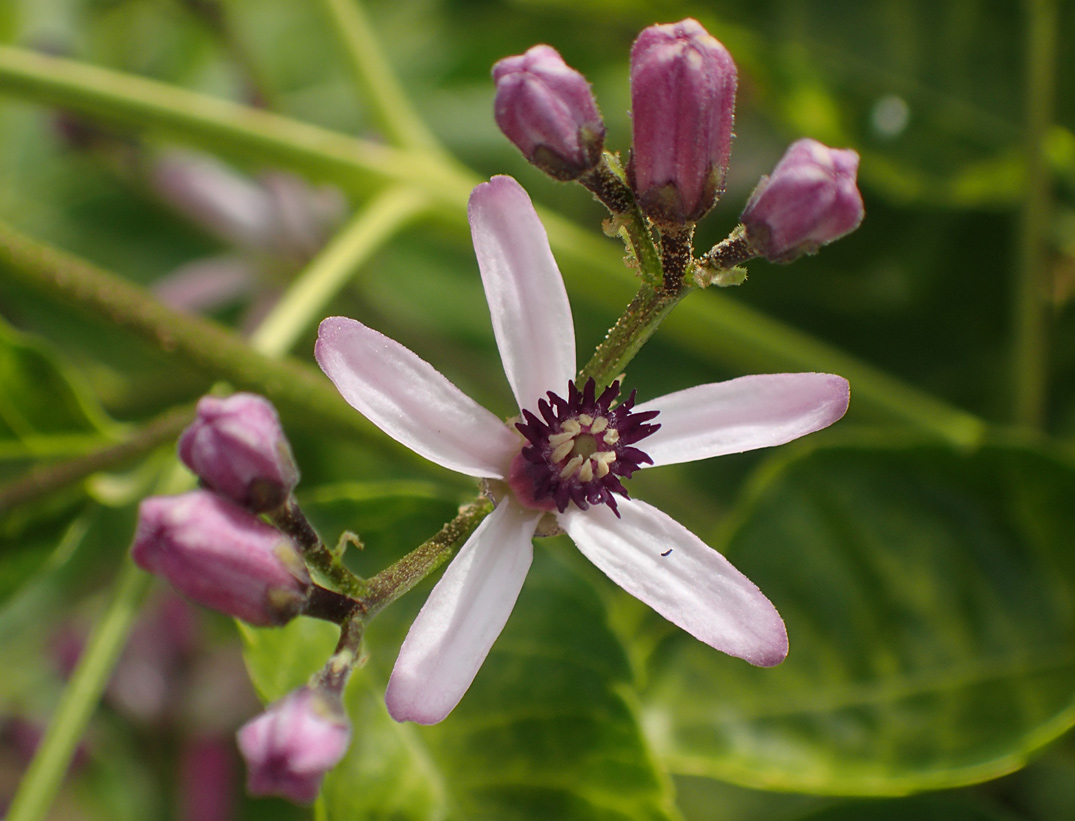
{"left": 2, "top": 1, "right": 1075, "bottom": 819}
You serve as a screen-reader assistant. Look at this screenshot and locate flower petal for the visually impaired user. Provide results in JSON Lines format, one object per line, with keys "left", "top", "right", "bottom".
{"left": 560, "top": 499, "right": 787, "bottom": 666}
{"left": 636, "top": 373, "right": 849, "bottom": 467}
{"left": 385, "top": 502, "right": 540, "bottom": 724}
{"left": 315, "top": 316, "right": 519, "bottom": 478}
{"left": 469, "top": 176, "right": 575, "bottom": 411}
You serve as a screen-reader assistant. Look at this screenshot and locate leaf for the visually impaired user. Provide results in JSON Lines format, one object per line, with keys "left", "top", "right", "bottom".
{"left": 0, "top": 316, "right": 118, "bottom": 461}
{"left": 796, "top": 794, "right": 1021, "bottom": 821}
{"left": 241, "top": 485, "right": 678, "bottom": 821}
{"left": 641, "top": 440, "right": 1075, "bottom": 795}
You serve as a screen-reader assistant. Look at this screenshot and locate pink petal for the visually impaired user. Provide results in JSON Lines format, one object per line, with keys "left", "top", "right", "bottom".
{"left": 468, "top": 176, "right": 575, "bottom": 411}
{"left": 559, "top": 499, "right": 787, "bottom": 666}
{"left": 385, "top": 502, "right": 540, "bottom": 724}
{"left": 636, "top": 373, "right": 849, "bottom": 467}
{"left": 315, "top": 317, "right": 519, "bottom": 478}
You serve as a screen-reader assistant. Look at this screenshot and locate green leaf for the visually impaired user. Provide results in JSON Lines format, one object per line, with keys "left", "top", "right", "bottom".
{"left": 0, "top": 316, "right": 118, "bottom": 461}
{"left": 242, "top": 484, "right": 677, "bottom": 820}
{"left": 642, "top": 440, "right": 1075, "bottom": 795}
{"left": 797, "top": 794, "right": 1021, "bottom": 821}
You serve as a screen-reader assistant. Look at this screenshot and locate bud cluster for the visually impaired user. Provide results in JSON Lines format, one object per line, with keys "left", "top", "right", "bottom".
{"left": 491, "top": 18, "right": 865, "bottom": 285}
{"left": 133, "top": 393, "right": 308, "bottom": 627}
{"left": 129, "top": 392, "right": 356, "bottom": 803}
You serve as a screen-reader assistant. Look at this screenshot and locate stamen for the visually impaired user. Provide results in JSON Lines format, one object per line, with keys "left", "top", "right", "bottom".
{"left": 559, "top": 455, "right": 584, "bottom": 479}
{"left": 551, "top": 440, "right": 575, "bottom": 463}
{"left": 547, "top": 430, "right": 576, "bottom": 449}
{"left": 578, "top": 459, "right": 594, "bottom": 483}
{"left": 593, "top": 450, "right": 616, "bottom": 478}
{"left": 510, "top": 378, "right": 660, "bottom": 517}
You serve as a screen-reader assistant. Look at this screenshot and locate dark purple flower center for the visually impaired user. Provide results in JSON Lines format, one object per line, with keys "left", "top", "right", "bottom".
{"left": 510, "top": 379, "right": 659, "bottom": 516}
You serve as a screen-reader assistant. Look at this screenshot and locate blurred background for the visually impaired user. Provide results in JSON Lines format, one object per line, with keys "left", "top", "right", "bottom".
{"left": 2, "top": 1, "right": 1075, "bottom": 819}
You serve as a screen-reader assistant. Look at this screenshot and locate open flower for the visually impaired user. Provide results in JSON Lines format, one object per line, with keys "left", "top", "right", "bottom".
{"left": 315, "top": 175, "right": 849, "bottom": 725}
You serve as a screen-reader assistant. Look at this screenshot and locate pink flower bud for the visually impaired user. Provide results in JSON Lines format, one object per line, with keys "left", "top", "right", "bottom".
{"left": 131, "top": 491, "right": 311, "bottom": 626}
{"left": 740, "top": 138, "right": 865, "bottom": 263}
{"left": 179, "top": 393, "right": 299, "bottom": 512}
{"left": 237, "top": 687, "right": 350, "bottom": 805}
{"left": 629, "top": 19, "right": 737, "bottom": 224}
{"left": 493, "top": 45, "right": 605, "bottom": 180}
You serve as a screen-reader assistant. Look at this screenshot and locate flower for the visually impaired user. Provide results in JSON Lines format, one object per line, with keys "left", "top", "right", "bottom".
{"left": 237, "top": 686, "right": 350, "bottom": 805}
{"left": 740, "top": 138, "right": 865, "bottom": 263}
{"left": 628, "top": 18, "right": 738, "bottom": 224}
{"left": 178, "top": 392, "right": 300, "bottom": 512}
{"left": 315, "top": 175, "right": 849, "bottom": 724}
{"left": 131, "top": 490, "right": 311, "bottom": 627}
{"left": 493, "top": 45, "right": 605, "bottom": 180}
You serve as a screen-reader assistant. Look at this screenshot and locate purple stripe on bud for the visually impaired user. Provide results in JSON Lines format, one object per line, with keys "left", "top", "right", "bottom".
{"left": 629, "top": 19, "right": 737, "bottom": 224}
{"left": 131, "top": 490, "right": 311, "bottom": 626}
{"left": 740, "top": 138, "right": 865, "bottom": 263}
{"left": 493, "top": 45, "right": 605, "bottom": 180}
{"left": 237, "top": 687, "right": 350, "bottom": 805}
{"left": 179, "top": 393, "right": 299, "bottom": 512}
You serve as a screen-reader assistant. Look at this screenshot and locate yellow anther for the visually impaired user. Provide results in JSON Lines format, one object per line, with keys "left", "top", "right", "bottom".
{"left": 578, "top": 459, "right": 594, "bottom": 483}
{"left": 551, "top": 440, "right": 575, "bottom": 463}
{"left": 559, "top": 455, "right": 583, "bottom": 479}
{"left": 590, "top": 416, "right": 608, "bottom": 434}
{"left": 548, "top": 430, "right": 576, "bottom": 449}
{"left": 603, "top": 428, "right": 620, "bottom": 444}
{"left": 578, "top": 414, "right": 594, "bottom": 426}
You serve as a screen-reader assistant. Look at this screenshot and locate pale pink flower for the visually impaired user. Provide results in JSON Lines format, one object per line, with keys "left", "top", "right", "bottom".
{"left": 315, "top": 175, "right": 849, "bottom": 724}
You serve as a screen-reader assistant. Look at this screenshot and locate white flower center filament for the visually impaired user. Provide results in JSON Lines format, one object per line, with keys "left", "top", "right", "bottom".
{"left": 548, "top": 414, "right": 618, "bottom": 483}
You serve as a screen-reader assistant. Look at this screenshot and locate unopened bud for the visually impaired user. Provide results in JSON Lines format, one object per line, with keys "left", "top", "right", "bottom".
{"left": 493, "top": 45, "right": 605, "bottom": 180}
{"left": 740, "top": 138, "right": 865, "bottom": 263}
{"left": 237, "top": 686, "right": 350, "bottom": 805}
{"left": 179, "top": 393, "right": 299, "bottom": 512}
{"left": 629, "top": 19, "right": 737, "bottom": 224}
{"left": 131, "top": 491, "right": 311, "bottom": 626}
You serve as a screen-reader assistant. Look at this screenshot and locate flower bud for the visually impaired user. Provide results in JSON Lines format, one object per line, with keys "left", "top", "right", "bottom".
{"left": 629, "top": 19, "right": 737, "bottom": 224}
{"left": 131, "top": 491, "right": 311, "bottom": 627}
{"left": 237, "top": 686, "right": 350, "bottom": 805}
{"left": 493, "top": 45, "right": 605, "bottom": 180}
{"left": 740, "top": 138, "right": 865, "bottom": 263}
{"left": 178, "top": 393, "right": 299, "bottom": 512}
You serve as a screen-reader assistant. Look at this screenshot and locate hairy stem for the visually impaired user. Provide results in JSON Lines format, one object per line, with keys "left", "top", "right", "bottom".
{"left": 578, "top": 283, "right": 691, "bottom": 389}
{"left": 362, "top": 497, "right": 493, "bottom": 617}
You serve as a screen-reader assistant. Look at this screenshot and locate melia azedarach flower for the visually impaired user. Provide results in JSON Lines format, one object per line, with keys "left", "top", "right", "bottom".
{"left": 315, "top": 175, "right": 850, "bottom": 725}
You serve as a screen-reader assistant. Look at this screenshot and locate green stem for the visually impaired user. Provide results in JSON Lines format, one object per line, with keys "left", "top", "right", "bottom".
{"left": 1013, "top": 0, "right": 1057, "bottom": 429}
{"left": 4, "top": 561, "right": 151, "bottom": 821}
{"left": 0, "top": 217, "right": 411, "bottom": 458}
{"left": 0, "top": 403, "right": 193, "bottom": 515}
{"left": 249, "top": 185, "right": 430, "bottom": 358}
{"left": 363, "top": 497, "right": 493, "bottom": 617}
{"left": 578, "top": 284, "right": 690, "bottom": 388}
{"left": 579, "top": 154, "right": 662, "bottom": 288}
{"left": 313, "top": 0, "right": 445, "bottom": 154}
{"left": 0, "top": 46, "right": 470, "bottom": 207}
